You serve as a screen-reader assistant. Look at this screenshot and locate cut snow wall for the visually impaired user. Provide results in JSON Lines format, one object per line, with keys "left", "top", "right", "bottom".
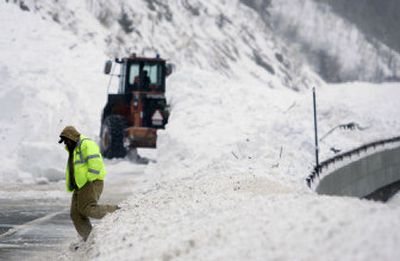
{"left": 315, "top": 145, "right": 400, "bottom": 200}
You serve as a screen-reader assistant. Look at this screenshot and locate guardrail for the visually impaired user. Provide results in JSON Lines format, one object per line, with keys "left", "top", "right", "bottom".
{"left": 306, "top": 136, "right": 400, "bottom": 189}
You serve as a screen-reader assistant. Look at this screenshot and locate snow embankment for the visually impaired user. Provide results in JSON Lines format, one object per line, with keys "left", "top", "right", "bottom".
{"left": 0, "top": 3, "right": 108, "bottom": 184}
{"left": 75, "top": 162, "right": 400, "bottom": 260}
{"left": 70, "top": 79, "right": 400, "bottom": 260}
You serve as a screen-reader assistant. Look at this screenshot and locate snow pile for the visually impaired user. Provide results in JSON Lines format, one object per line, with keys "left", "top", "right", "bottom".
{"left": 0, "top": 3, "right": 108, "bottom": 183}
{"left": 157, "top": 78, "right": 400, "bottom": 184}
{"left": 69, "top": 79, "right": 400, "bottom": 260}
{"left": 78, "top": 191, "right": 400, "bottom": 260}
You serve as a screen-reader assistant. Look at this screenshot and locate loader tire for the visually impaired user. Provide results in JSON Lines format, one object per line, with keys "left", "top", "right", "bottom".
{"left": 100, "top": 115, "right": 127, "bottom": 159}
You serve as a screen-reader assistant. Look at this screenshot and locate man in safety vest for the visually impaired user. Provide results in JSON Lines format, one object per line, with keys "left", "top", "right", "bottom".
{"left": 58, "top": 126, "right": 118, "bottom": 241}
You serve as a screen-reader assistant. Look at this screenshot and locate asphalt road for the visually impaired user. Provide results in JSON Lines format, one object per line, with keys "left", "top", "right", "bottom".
{"left": 0, "top": 162, "right": 142, "bottom": 261}
{"left": 0, "top": 153, "right": 154, "bottom": 260}
{"left": 0, "top": 183, "right": 74, "bottom": 261}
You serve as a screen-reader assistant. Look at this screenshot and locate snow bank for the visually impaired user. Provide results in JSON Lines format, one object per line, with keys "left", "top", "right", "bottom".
{"left": 0, "top": 2, "right": 108, "bottom": 183}
{"left": 76, "top": 166, "right": 400, "bottom": 260}
{"left": 72, "top": 77, "right": 400, "bottom": 260}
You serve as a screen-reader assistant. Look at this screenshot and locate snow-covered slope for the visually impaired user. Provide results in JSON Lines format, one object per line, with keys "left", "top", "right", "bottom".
{"left": 0, "top": 0, "right": 323, "bottom": 183}
{"left": 316, "top": 0, "right": 400, "bottom": 55}
{"left": 267, "top": 0, "right": 400, "bottom": 82}
{"left": 4, "top": 0, "right": 398, "bottom": 184}
{"left": 13, "top": 0, "right": 320, "bottom": 90}
{"left": 1, "top": 0, "right": 400, "bottom": 260}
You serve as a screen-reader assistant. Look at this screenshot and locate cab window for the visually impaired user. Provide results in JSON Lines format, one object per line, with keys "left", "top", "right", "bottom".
{"left": 126, "top": 62, "right": 163, "bottom": 92}
{"left": 143, "top": 64, "right": 162, "bottom": 86}
{"left": 128, "top": 64, "right": 140, "bottom": 85}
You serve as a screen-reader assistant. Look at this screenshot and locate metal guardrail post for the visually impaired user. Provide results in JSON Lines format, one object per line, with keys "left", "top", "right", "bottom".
{"left": 313, "top": 87, "right": 320, "bottom": 175}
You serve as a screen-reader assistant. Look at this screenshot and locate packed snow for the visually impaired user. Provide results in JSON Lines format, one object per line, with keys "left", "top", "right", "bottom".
{"left": 1, "top": 1, "right": 400, "bottom": 260}
{"left": 65, "top": 79, "right": 400, "bottom": 260}
{"left": 0, "top": 1, "right": 109, "bottom": 184}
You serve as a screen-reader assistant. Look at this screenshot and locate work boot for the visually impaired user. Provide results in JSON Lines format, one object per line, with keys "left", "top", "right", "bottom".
{"left": 69, "top": 238, "right": 84, "bottom": 252}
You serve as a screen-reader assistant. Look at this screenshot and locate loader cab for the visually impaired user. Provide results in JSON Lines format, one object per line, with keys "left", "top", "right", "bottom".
{"left": 117, "top": 57, "right": 166, "bottom": 94}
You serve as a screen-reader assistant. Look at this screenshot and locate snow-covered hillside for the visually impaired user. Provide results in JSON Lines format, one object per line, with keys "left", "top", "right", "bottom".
{"left": 0, "top": 0, "right": 323, "bottom": 184}
{"left": 267, "top": 0, "right": 400, "bottom": 82}
{"left": 2, "top": 0, "right": 399, "bottom": 184}
{"left": 10, "top": 0, "right": 321, "bottom": 89}
{"left": 1, "top": 0, "right": 400, "bottom": 260}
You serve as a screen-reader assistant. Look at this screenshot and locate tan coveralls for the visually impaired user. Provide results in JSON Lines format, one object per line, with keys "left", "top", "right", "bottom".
{"left": 70, "top": 180, "right": 118, "bottom": 241}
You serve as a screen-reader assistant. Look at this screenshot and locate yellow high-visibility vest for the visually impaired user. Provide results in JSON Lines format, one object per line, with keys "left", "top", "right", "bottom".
{"left": 65, "top": 135, "right": 106, "bottom": 192}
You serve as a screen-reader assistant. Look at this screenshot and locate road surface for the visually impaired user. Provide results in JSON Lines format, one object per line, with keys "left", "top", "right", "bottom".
{"left": 0, "top": 158, "right": 147, "bottom": 260}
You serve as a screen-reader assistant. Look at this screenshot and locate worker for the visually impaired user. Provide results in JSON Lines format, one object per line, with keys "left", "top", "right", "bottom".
{"left": 58, "top": 126, "right": 118, "bottom": 241}
{"left": 142, "top": 70, "right": 151, "bottom": 89}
